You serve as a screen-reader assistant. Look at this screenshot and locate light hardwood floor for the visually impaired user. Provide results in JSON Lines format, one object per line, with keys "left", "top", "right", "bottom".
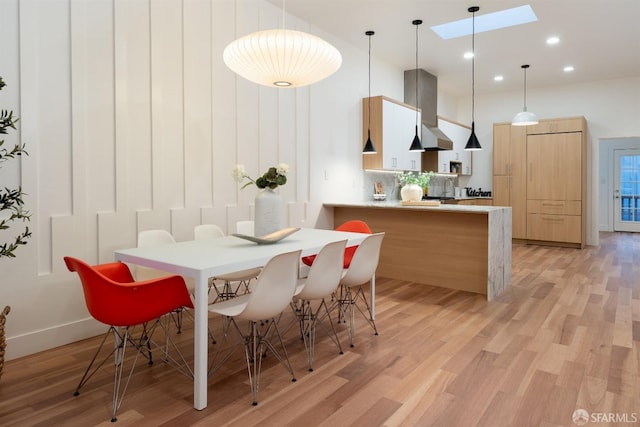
{"left": 0, "top": 232, "right": 638, "bottom": 426}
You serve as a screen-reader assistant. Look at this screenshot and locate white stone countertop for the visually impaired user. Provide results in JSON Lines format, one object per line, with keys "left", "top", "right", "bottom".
{"left": 324, "top": 200, "right": 510, "bottom": 214}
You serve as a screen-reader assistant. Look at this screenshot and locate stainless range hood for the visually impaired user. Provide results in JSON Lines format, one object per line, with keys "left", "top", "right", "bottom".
{"left": 404, "top": 69, "right": 453, "bottom": 151}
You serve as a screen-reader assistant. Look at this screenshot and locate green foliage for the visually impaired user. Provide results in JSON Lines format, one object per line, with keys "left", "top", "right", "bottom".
{"left": 0, "top": 76, "right": 31, "bottom": 258}
{"left": 397, "top": 170, "right": 435, "bottom": 188}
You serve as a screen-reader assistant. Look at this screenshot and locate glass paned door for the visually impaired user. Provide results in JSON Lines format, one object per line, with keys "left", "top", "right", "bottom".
{"left": 614, "top": 149, "right": 640, "bottom": 232}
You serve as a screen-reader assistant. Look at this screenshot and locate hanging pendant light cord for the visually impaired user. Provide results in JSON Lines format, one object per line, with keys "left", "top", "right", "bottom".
{"left": 523, "top": 66, "right": 528, "bottom": 111}
{"left": 368, "top": 33, "right": 372, "bottom": 132}
{"left": 471, "top": 9, "right": 475, "bottom": 124}
{"left": 415, "top": 21, "right": 420, "bottom": 132}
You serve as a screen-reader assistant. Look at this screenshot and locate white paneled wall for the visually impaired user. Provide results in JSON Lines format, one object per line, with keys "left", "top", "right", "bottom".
{"left": 0, "top": 0, "right": 385, "bottom": 360}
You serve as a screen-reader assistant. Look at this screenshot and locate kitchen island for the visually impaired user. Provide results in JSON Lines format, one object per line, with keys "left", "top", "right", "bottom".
{"left": 324, "top": 201, "right": 511, "bottom": 301}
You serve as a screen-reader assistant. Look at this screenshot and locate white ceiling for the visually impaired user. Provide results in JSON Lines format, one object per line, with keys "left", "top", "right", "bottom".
{"left": 268, "top": 0, "right": 640, "bottom": 97}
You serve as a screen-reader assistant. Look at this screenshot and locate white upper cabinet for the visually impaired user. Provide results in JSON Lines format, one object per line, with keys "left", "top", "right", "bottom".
{"left": 362, "top": 96, "right": 421, "bottom": 171}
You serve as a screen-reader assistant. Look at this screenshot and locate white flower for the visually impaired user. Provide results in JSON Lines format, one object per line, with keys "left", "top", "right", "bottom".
{"left": 276, "top": 163, "right": 289, "bottom": 176}
{"left": 232, "top": 164, "right": 248, "bottom": 183}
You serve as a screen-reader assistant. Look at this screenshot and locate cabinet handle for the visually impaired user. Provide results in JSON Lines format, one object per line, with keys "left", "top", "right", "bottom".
{"left": 542, "top": 202, "right": 565, "bottom": 207}
{"left": 542, "top": 216, "right": 564, "bottom": 222}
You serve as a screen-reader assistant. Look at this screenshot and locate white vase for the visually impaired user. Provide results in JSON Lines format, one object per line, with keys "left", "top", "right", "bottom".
{"left": 254, "top": 188, "right": 283, "bottom": 237}
{"left": 401, "top": 184, "right": 423, "bottom": 202}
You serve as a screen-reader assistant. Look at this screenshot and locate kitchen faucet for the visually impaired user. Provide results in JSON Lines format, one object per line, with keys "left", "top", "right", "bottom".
{"left": 445, "top": 177, "right": 455, "bottom": 198}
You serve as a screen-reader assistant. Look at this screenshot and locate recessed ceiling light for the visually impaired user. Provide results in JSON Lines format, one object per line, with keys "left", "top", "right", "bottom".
{"left": 494, "top": 75, "right": 504, "bottom": 81}
{"left": 563, "top": 65, "right": 575, "bottom": 72}
{"left": 546, "top": 36, "right": 560, "bottom": 45}
{"left": 464, "top": 51, "right": 474, "bottom": 59}
{"left": 431, "top": 5, "right": 538, "bottom": 39}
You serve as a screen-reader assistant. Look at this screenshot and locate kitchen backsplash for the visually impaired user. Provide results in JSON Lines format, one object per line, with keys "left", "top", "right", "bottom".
{"left": 363, "top": 171, "right": 401, "bottom": 200}
{"left": 363, "top": 171, "right": 461, "bottom": 201}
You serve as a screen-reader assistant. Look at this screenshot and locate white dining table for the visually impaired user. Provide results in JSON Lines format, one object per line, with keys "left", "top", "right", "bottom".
{"left": 114, "top": 227, "right": 369, "bottom": 410}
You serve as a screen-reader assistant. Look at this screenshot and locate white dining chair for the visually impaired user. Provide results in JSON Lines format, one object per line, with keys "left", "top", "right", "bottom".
{"left": 236, "top": 220, "right": 255, "bottom": 236}
{"left": 136, "top": 229, "right": 177, "bottom": 281}
{"left": 292, "top": 239, "right": 347, "bottom": 371}
{"left": 208, "top": 249, "right": 302, "bottom": 406}
{"left": 194, "top": 223, "right": 225, "bottom": 240}
{"left": 194, "top": 224, "right": 261, "bottom": 302}
{"left": 136, "top": 229, "right": 192, "bottom": 340}
{"left": 334, "top": 232, "right": 385, "bottom": 348}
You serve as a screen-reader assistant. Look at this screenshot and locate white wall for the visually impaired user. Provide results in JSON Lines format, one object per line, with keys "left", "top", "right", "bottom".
{"left": 1, "top": 0, "right": 639, "bottom": 360}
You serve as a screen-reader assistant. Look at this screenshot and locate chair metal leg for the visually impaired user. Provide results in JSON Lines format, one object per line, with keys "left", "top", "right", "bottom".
{"left": 73, "top": 319, "right": 192, "bottom": 423}
{"left": 73, "top": 328, "right": 117, "bottom": 397}
{"left": 335, "top": 284, "right": 378, "bottom": 347}
{"left": 296, "top": 299, "right": 343, "bottom": 371}
{"left": 316, "top": 298, "right": 344, "bottom": 356}
{"left": 236, "top": 318, "right": 296, "bottom": 405}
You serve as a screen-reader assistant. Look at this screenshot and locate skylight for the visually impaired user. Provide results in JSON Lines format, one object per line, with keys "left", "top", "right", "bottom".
{"left": 431, "top": 5, "right": 538, "bottom": 40}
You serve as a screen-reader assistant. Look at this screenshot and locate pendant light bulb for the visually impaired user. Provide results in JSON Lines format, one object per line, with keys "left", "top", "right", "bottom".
{"left": 465, "top": 6, "right": 482, "bottom": 151}
{"left": 409, "top": 19, "right": 424, "bottom": 152}
{"left": 512, "top": 64, "right": 539, "bottom": 126}
{"left": 223, "top": 0, "right": 342, "bottom": 88}
{"left": 363, "top": 30, "right": 377, "bottom": 154}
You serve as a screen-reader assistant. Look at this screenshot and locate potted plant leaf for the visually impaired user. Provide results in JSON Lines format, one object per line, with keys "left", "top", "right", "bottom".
{"left": 0, "top": 76, "right": 32, "bottom": 379}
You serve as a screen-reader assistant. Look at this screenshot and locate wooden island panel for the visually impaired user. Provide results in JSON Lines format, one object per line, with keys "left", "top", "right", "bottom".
{"left": 329, "top": 203, "right": 511, "bottom": 300}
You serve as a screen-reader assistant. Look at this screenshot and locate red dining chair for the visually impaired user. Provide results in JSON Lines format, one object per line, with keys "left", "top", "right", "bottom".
{"left": 64, "top": 256, "right": 194, "bottom": 423}
{"left": 301, "top": 220, "right": 372, "bottom": 268}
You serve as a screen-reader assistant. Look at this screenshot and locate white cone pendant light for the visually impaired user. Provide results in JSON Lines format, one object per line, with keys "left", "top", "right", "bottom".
{"left": 409, "top": 19, "right": 424, "bottom": 152}
{"left": 512, "top": 64, "right": 539, "bottom": 126}
{"left": 363, "top": 30, "right": 377, "bottom": 154}
{"left": 465, "top": 6, "right": 482, "bottom": 151}
{"left": 223, "top": 1, "right": 342, "bottom": 88}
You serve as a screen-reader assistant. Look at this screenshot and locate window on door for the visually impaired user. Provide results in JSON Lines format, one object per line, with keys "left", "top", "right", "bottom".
{"left": 614, "top": 150, "right": 640, "bottom": 232}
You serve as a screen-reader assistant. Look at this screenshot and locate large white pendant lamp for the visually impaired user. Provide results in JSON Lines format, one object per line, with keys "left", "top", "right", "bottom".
{"left": 409, "top": 19, "right": 424, "bottom": 152}
{"left": 223, "top": 0, "right": 342, "bottom": 88}
{"left": 363, "top": 30, "right": 377, "bottom": 154}
{"left": 465, "top": 6, "right": 482, "bottom": 151}
{"left": 512, "top": 64, "right": 539, "bottom": 126}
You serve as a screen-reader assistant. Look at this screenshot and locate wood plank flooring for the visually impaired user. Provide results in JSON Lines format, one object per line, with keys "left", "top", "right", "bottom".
{"left": 0, "top": 231, "right": 638, "bottom": 426}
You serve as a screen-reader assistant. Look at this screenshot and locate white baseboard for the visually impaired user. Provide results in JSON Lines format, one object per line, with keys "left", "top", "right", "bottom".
{"left": 5, "top": 317, "right": 106, "bottom": 361}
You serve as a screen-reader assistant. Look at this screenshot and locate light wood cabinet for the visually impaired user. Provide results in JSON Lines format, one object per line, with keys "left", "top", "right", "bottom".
{"left": 526, "top": 120, "right": 586, "bottom": 248}
{"left": 526, "top": 117, "right": 584, "bottom": 135}
{"left": 527, "top": 132, "right": 582, "bottom": 201}
{"left": 492, "top": 117, "right": 586, "bottom": 247}
{"left": 491, "top": 123, "right": 527, "bottom": 239}
{"left": 362, "top": 96, "right": 421, "bottom": 171}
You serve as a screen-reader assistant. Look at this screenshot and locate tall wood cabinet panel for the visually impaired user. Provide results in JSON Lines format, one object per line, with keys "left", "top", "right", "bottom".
{"left": 492, "top": 117, "right": 586, "bottom": 248}
{"left": 362, "top": 96, "right": 421, "bottom": 171}
{"left": 492, "top": 123, "right": 527, "bottom": 239}
{"left": 526, "top": 119, "right": 586, "bottom": 248}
